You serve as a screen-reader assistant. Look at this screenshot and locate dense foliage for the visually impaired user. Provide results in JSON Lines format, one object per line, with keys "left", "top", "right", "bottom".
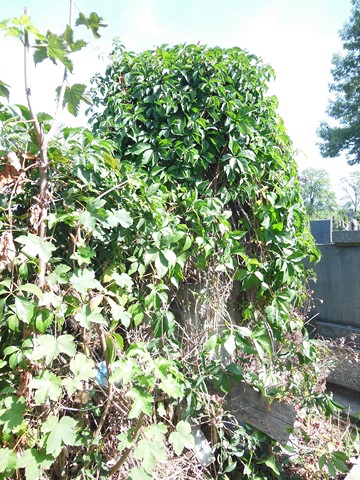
{"left": 91, "top": 43, "right": 319, "bottom": 316}
{"left": 318, "top": 0, "right": 360, "bottom": 164}
{"left": 0, "top": 9, "right": 357, "bottom": 480}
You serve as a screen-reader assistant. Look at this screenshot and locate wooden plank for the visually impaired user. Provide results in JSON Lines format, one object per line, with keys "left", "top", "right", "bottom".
{"left": 226, "top": 382, "right": 296, "bottom": 444}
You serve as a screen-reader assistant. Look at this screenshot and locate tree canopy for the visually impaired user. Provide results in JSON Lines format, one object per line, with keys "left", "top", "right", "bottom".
{"left": 318, "top": 0, "right": 360, "bottom": 164}
{"left": 300, "top": 168, "right": 337, "bottom": 219}
{"left": 340, "top": 170, "right": 360, "bottom": 216}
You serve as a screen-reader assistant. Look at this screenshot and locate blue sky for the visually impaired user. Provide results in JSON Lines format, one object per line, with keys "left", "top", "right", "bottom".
{"left": 0, "top": 0, "right": 355, "bottom": 194}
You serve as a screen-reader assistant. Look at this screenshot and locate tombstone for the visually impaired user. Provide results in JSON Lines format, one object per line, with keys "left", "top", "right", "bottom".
{"left": 310, "top": 219, "right": 332, "bottom": 244}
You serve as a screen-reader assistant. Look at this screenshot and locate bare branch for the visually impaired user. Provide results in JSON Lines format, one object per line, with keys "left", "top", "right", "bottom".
{"left": 23, "top": 7, "right": 42, "bottom": 146}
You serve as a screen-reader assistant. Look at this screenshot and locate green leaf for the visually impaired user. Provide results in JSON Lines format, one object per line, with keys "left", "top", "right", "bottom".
{"left": 264, "top": 455, "right": 281, "bottom": 475}
{"left": 29, "top": 371, "right": 62, "bottom": 404}
{"left": 34, "top": 308, "right": 53, "bottom": 333}
{"left": 41, "top": 415, "right": 78, "bottom": 456}
{"left": 111, "top": 332, "right": 124, "bottom": 351}
{"left": 106, "top": 297, "right": 131, "bottom": 327}
{"left": 62, "top": 378, "right": 83, "bottom": 396}
{"left": 144, "top": 423, "right": 168, "bottom": 442}
{"left": 106, "top": 209, "right": 133, "bottom": 228}
{"left": 169, "top": 421, "right": 195, "bottom": 455}
{"left": 47, "top": 264, "right": 71, "bottom": 287}
{"left": 70, "top": 268, "right": 102, "bottom": 295}
{"left": 224, "top": 333, "right": 236, "bottom": 355}
{"left": 75, "top": 304, "right": 106, "bottom": 328}
{"left": 71, "top": 246, "right": 96, "bottom": 266}
{"left": 158, "top": 375, "right": 183, "bottom": 399}
{"left": 15, "top": 234, "right": 56, "bottom": 263}
{"left": 319, "top": 453, "right": 326, "bottom": 471}
{"left": 70, "top": 352, "right": 96, "bottom": 380}
{"left": 133, "top": 438, "right": 167, "bottom": 473}
{"left": 75, "top": 12, "right": 107, "bottom": 39}
{"left": 236, "top": 326, "right": 252, "bottom": 337}
{"left": 0, "top": 395, "right": 26, "bottom": 432}
{"left": 126, "top": 387, "right": 153, "bottom": 418}
{"left": 327, "top": 459, "right": 337, "bottom": 478}
{"left": 0, "top": 447, "right": 17, "bottom": 473}
{"left": 34, "top": 32, "right": 73, "bottom": 71}
{"left": 17, "top": 283, "right": 44, "bottom": 300}
{"left": 129, "top": 143, "right": 152, "bottom": 156}
{"left": 14, "top": 296, "right": 35, "bottom": 324}
{"left": 129, "top": 467, "right": 152, "bottom": 480}
{"left": 110, "top": 358, "right": 140, "bottom": 385}
{"left": 56, "top": 83, "right": 90, "bottom": 116}
{"left": 103, "top": 152, "right": 119, "bottom": 169}
{"left": 0, "top": 80, "right": 10, "bottom": 101}
{"left": 32, "top": 334, "right": 76, "bottom": 365}
{"left": 62, "top": 25, "right": 87, "bottom": 52}
{"left": 17, "top": 449, "right": 53, "bottom": 480}
{"left": 112, "top": 272, "right": 134, "bottom": 290}
{"left": 331, "top": 452, "right": 349, "bottom": 473}
{"left": 117, "top": 432, "right": 134, "bottom": 452}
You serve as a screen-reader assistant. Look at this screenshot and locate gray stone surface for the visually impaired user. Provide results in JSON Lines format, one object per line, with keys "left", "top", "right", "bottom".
{"left": 310, "top": 321, "right": 360, "bottom": 347}
{"left": 345, "top": 460, "right": 360, "bottom": 480}
{"left": 310, "top": 220, "right": 332, "bottom": 244}
{"left": 308, "top": 244, "right": 360, "bottom": 328}
{"left": 333, "top": 230, "right": 360, "bottom": 244}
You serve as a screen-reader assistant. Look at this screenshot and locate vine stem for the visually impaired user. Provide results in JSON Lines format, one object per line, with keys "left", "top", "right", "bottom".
{"left": 93, "top": 326, "right": 113, "bottom": 438}
{"left": 23, "top": 1, "right": 74, "bottom": 288}
{"left": 108, "top": 413, "right": 145, "bottom": 476}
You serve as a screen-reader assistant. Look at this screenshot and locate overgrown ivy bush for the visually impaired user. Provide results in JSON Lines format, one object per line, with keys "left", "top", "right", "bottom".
{"left": 0, "top": 9, "right": 354, "bottom": 480}
{"left": 91, "top": 43, "right": 323, "bottom": 391}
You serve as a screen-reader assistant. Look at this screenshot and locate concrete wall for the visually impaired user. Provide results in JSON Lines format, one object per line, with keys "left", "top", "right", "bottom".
{"left": 309, "top": 221, "right": 360, "bottom": 342}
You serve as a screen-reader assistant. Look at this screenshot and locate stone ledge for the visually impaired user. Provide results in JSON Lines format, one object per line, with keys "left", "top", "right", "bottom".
{"left": 345, "top": 458, "right": 360, "bottom": 480}
{"left": 332, "top": 230, "right": 360, "bottom": 245}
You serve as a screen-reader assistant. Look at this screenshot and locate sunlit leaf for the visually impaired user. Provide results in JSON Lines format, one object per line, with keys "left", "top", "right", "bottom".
{"left": 70, "top": 268, "right": 102, "bottom": 295}
{"left": 32, "top": 334, "right": 76, "bottom": 365}
{"left": 16, "top": 234, "right": 56, "bottom": 263}
{"left": 56, "top": 83, "right": 91, "bottom": 116}
{"left": 0, "top": 80, "right": 10, "bottom": 101}
{"left": 41, "top": 415, "right": 78, "bottom": 456}
{"left": 75, "top": 12, "right": 107, "bottom": 39}
{"left": 29, "top": 371, "right": 62, "bottom": 403}
{"left": 0, "top": 395, "right": 26, "bottom": 432}
{"left": 17, "top": 449, "right": 53, "bottom": 480}
{"left": 169, "top": 421, "right": 195, "bottom": 455}
{"left": 133, "top": 437, "right": 167, "bottom": 473}
{"left": 126, "top": 387, "right": 153, "bottom": 418}
{"left": 70, "top": 352, "right": 96, "bottom": 380}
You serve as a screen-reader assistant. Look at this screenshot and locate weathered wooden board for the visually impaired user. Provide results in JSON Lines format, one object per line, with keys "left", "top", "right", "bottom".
{"left": 226, "top": 382, "right": 296, "bottom": 444}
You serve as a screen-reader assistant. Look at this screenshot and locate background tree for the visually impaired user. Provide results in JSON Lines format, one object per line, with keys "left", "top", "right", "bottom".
{"left": 300, "top": 168, "right": 337, "bottom": 219}
{"left": 318, "top": 0, "right": 360, "bottom": 165}
{"left": 340, "top": 170, "right": 360, "bottom": 219}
